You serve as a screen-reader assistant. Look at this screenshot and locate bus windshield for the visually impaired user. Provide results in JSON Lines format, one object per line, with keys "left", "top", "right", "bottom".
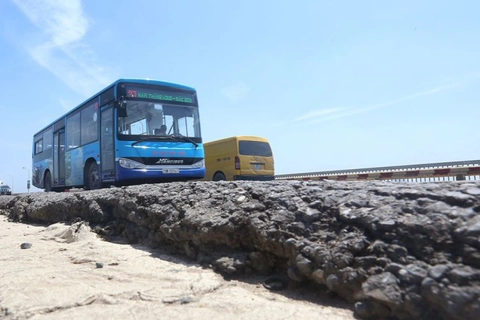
{"left": 117, "top": 101, "right": 200, "bottom": 138}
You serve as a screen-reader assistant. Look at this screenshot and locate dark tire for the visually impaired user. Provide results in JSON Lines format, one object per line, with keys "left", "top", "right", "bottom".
{"left": 44, "top": 171, "right": 52, "bottom": 192}
{"left": 213, "top": 172, "right": 226, "bottom": 181}
{"left": 85, "top": 162, "right": 101, "bottom": 190}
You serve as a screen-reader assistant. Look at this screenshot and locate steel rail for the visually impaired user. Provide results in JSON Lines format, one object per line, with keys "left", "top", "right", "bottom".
{"left": 275, "top": 159, "right": 480, "bottom": 181}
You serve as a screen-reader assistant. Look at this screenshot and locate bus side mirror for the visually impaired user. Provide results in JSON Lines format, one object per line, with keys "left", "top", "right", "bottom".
{"left": 117, "top": 100, "right": 127, "bottom": 117}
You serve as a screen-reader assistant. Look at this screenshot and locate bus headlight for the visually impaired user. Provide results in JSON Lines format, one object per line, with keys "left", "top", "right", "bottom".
{"left": 192, "top": 159, "right": 205, "bottom": 169}
{"left": 119, "top": 158, "right": 146, "bottom": 169}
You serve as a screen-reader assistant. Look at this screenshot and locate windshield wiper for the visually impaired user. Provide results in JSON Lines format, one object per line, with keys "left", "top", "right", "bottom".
{"left": 131, "top": 136, "right": 173, "bottom": 146}
{"left": 172, "top": 134, "right": 198, "bottom": 147}
{"left": 131, "top": 135, "right": 198, "bottom": 147}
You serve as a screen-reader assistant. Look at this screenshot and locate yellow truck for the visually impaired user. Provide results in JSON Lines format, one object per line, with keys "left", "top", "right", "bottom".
{"left": 203, "top": 136, "right": 274, "bottom": 181}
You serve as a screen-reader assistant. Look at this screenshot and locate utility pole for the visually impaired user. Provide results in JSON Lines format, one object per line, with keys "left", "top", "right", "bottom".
{"left": 22, "top": 167, "right": 31, "bottom": 193}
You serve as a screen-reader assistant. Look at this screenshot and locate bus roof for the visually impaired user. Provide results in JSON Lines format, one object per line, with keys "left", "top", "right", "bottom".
{"left": 34, "top": 78, "right": 196, "bottom": 137}
{"left": 113, "top": 78, "right": 196, "bottom": 92}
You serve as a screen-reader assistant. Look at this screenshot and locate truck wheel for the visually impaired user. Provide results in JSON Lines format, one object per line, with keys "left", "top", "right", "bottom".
{"left": 213, "top": 172, "right": 226, "bottom": 181}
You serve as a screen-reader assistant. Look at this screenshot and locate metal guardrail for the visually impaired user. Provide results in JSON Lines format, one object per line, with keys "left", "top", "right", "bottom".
{"left": 275, "top": 159, "right": 480, "bottom": 182}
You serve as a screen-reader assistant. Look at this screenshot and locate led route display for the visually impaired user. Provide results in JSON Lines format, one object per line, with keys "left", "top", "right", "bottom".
{"left": 126, "top": 88, "right": 194, "bottom": 104}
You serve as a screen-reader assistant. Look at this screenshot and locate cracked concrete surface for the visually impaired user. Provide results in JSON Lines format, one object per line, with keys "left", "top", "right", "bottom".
{"left": 0, "top": 215, "right": 354, "bottom": 319}
{"left": 3, "top": 180, "right": 479, "bottom": 319}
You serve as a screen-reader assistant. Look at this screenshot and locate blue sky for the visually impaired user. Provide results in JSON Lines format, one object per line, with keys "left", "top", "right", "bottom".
{"left": 0, "top": 0, "right": 479, "bottom": 193}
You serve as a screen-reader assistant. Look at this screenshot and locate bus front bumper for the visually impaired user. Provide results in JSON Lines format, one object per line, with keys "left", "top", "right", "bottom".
{"left": 116, "top": 166, "right": 206, "bottom": 183}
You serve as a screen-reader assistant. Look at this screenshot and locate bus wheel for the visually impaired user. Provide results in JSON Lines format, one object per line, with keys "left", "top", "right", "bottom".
{"left": 44, "top": 172, "right": 52, "bottom": 192}
{"left": 213, "top": 172, "right": 226, "bottom": 181}
{"left": 85, "top": 162, "right": 101, "bottom": 190}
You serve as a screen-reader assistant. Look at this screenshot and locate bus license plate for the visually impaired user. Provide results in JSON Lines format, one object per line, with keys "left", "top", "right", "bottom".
{"left": 254, "top": 164, "right": 261, "bottom": 170}
{"left": 162, "top": 169, "right": 180, "bottom": 174}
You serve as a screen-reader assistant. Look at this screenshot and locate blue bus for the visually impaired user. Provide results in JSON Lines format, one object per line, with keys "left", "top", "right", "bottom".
{"left": 32, "top": 79, "right": 205, "bottom": 191}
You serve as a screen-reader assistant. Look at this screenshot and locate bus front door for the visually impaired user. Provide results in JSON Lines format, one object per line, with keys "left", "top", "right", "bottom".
{"left": 53, "top": 129, "right": 66, "bottom": 186}
{"left": 101, "top": 107, "right": 115, "bottom": 183}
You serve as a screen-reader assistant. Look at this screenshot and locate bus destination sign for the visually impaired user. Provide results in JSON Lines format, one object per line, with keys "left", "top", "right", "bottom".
{"left": 126, "top": 88, "right": 194, "bottom": 104}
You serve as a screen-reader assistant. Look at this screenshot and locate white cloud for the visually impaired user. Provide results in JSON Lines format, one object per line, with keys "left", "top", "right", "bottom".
{"left": 221, "top": 82, "right": 250, "bottom": 103}
{"left": 294, "top": 107, "right": 347, "bottom": 122}
{"left": 13, "top": 0, "right": 115, "bottom": 96}
{"left": 14, "top": 1, "right": 88, "bottom": 46}
{"left": 296, "top": 82, "right": 461, "bottom": 124}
